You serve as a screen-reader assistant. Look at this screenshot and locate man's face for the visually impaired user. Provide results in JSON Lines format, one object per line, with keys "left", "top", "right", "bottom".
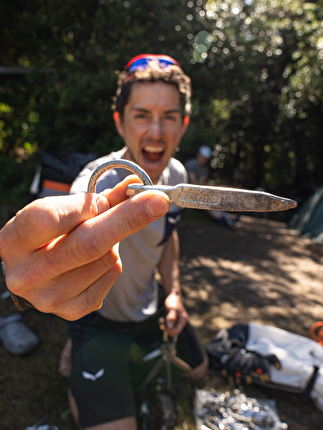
{"left": 114, "top": 81, "right": 189, "bottom": 184}
{"left": 197, "top": 153, "right": 209, "bottom": 167}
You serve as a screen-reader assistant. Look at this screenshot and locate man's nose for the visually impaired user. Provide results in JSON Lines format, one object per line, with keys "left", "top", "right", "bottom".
{"left": 147, "top": 119, "right": 163, "bottom": 139}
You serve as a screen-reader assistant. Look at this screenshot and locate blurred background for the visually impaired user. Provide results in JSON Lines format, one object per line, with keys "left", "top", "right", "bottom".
{"left": 0, "top": 0, "right": 322, "bottom": 213}
{"left": 1, "top": 2, "right": 323, "bottom": 429}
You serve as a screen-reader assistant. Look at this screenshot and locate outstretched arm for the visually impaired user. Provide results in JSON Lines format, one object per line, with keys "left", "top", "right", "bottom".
{"left": 0, "top": 175, "right": 170, "bottom": 320}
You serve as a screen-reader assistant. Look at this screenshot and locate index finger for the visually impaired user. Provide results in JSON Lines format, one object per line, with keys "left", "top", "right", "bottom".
{"left": 0, "top": 175, "right": 142, "bottom": 253}
{"left": 0, "top": 193, "right": 109, "bottom": 253}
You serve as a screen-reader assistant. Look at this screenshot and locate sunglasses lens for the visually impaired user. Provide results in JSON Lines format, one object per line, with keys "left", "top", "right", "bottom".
{"left": 128, "top": 58, "right": 151, "bottom": 72}
{"left": 126, "top": 55, "right": 179, "bottom": 72}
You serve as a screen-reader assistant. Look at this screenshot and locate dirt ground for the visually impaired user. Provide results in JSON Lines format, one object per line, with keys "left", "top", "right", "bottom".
{"left": 0, "top": 209, "right": 323, "bottom": 429}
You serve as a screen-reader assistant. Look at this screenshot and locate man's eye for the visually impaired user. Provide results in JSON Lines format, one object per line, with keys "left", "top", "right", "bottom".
{"left": 165, "top": 115, "right": 176, "bottom": 121}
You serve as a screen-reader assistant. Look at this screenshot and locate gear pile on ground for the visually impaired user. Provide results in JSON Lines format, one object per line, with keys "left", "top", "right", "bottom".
{"left": 194, "top": 389, "right": 288, "bottom": 430}
{"left": 206, "top": 322, "right": 323, "bottom": 411}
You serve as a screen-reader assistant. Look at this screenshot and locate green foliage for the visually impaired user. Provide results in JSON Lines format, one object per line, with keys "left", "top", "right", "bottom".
{"left": 191, "top": 0, "right": 323, "bottom": 196}
{"left": 0, "top": 155, "right": 35, "bottom": 207}
{"left": 0, "top": 0, "right": 322, "bottom": 205}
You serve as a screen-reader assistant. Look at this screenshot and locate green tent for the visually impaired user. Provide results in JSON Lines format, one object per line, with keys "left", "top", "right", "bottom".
{"left": 288, "top": 185, "right": 323, "bottom": 244}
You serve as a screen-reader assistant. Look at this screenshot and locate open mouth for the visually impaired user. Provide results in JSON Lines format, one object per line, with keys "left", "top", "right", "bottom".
{"left": 142, "top": 145, "right": 164, "bottom": 164}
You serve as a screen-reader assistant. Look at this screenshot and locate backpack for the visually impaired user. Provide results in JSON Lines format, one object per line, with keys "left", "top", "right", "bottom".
{"left": 30, "top": 148, "right": 97, "bottom": 198}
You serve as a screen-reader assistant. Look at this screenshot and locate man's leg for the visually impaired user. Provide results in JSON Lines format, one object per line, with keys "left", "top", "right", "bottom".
{"left": 68, "top": 389, "right": 137, "bottom": 430}
{"left": 59, "top": 337, "right": 72, "bottom": 377}
{"left": 84, "top": 417, "right": 137, "bottom": 430}
{"left": 186, "top": 354, "right": 209, "bottom": 381}
{"left": 68, "top": 314, "right": 138, "bottom": 429}
{"left": 176, "top": 321, "right": 208, "bottom": 380}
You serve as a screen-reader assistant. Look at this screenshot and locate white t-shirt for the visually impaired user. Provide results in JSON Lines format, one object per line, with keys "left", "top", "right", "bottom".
{"left": 70, "top": 148, "right": 187, "bottom": 322}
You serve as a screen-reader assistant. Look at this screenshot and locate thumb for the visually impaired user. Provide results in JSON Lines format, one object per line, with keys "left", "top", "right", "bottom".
{"left": 102, "top": 190, "right": 170, "bottom": 243}
{"left": 45, "top": 191, "right": 170, "bottom": 271}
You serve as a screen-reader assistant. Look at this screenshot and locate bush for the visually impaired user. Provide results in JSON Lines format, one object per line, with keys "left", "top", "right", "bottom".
{"left": 0, "top": 155, "right": 36, "bottom": 208}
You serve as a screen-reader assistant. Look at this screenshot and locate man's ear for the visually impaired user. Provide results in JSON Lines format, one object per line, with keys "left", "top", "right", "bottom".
{"left": 113, "top": 111, "right": 125, "bottom": 137}
{"left": 182, "top": 115, "right": 190, "bottom": 135}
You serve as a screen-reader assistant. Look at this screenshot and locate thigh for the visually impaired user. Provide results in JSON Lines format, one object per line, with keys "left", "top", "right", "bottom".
{"left": 176, "top": 322, "right": 205, "bottom": 369}
{"left": 68, "top": 314, "right": 137, "bottom": 427}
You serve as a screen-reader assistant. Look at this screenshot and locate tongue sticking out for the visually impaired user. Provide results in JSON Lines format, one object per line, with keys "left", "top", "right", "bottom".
{"left": 143, "top": 148, "right": 163, "bottom": 164}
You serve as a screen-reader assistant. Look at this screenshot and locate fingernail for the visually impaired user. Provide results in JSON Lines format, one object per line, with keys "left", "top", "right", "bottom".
{"left": 96, "top": 196, "right": 109, "bottom": 214}
{"left": 146, "top": 193, "right": 170, "bottom": 217}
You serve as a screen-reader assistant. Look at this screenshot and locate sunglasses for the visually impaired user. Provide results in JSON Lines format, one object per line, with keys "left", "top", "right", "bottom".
{"left": 125, "top": 54, "right": 180, "bottom": 72}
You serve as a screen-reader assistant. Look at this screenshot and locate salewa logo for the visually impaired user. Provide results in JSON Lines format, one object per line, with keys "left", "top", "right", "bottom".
{"left": 167, "top": 214, "right": 181, "bottom": 224}
{"left": 82, "top": 368, "right": 105, "bottom": 381}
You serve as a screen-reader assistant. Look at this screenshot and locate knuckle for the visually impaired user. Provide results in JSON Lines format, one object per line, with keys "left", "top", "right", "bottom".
{"left": 5, "top": 269, "right": 36, "bottom": 298}
{"left": 123, "top": 205, "right": 149, "bottom": 232}
{"left": 110, "top": 259, "right": 122, "bottom": 279}
{"left": 16, "top": 203, "right": 59, "bottom": 239}
{"left": 100, "top": 249, "right": 119, "bottom": 268}
{"left": 29, "top": 294, "right": 54, "bottom": 315}
{"left": 53, "top": 262, "right": 123, "bottom": 321}
{"left": 69, "top": 228, "right": 108, "bottom": 264}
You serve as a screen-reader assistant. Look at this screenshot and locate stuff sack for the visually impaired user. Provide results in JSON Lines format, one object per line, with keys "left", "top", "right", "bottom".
{"left": 206, "top": 322, "right": 323, "bottom": 411}
{"left": 30, "top": 148, "right": 97, "bottom": 198}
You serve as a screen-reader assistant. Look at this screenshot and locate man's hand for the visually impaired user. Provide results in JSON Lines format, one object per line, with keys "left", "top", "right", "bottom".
{"left": 161, "top": 291, "right": 189, "bottom": 337}
{"left": 159, "top": 292, "right": 209, "bottom": 381}
{"left": 0, "top": 176, "right": 170, "bottom": 320}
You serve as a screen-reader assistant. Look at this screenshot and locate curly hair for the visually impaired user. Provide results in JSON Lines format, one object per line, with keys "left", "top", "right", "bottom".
{"left": 112, "top": 60, "right": 192, "bottom": 118}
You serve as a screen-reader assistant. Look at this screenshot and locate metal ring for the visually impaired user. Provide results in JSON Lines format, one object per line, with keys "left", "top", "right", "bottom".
{"left": 87, "top": 159, "right": 153, "bottom": 193}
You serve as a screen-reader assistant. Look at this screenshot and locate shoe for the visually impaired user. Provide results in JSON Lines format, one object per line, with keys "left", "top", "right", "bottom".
{"left": 0, "top": 313, "right": 38, "bottom": 355}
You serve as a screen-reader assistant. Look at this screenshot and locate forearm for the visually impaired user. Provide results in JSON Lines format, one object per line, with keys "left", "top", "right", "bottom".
{"left": 157, "top": 229, "right": 181, "bottom": 297}
{"left": 157, "top": 229, "right": 188, "bottom": 334}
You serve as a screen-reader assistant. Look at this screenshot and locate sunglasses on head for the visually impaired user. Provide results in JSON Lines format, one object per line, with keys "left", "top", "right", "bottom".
{"left": 125, "top": 54, "right": 180, "bottom": 72}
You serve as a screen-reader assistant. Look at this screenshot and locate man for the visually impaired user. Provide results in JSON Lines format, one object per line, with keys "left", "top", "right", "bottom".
{"left": 63, "top": 54, "right": 208, "bottom": 430}
{"left": 185, "top": 145, "right": 212, "bottom": 185}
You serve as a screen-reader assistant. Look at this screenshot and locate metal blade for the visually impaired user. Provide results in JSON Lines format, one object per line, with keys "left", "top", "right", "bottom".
{"left": 162, "top": 349, "right": 192, "bottom": 371}
{"left": 142, "top": 348, "right": 162, "bottom": 362}
{"left": 126, "top": 184, "right": 297, "bottom": 212}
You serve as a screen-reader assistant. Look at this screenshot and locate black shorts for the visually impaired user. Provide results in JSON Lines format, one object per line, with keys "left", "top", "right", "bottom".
{"left": 68, "top": 311, "right": 205, "bottom": 427}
